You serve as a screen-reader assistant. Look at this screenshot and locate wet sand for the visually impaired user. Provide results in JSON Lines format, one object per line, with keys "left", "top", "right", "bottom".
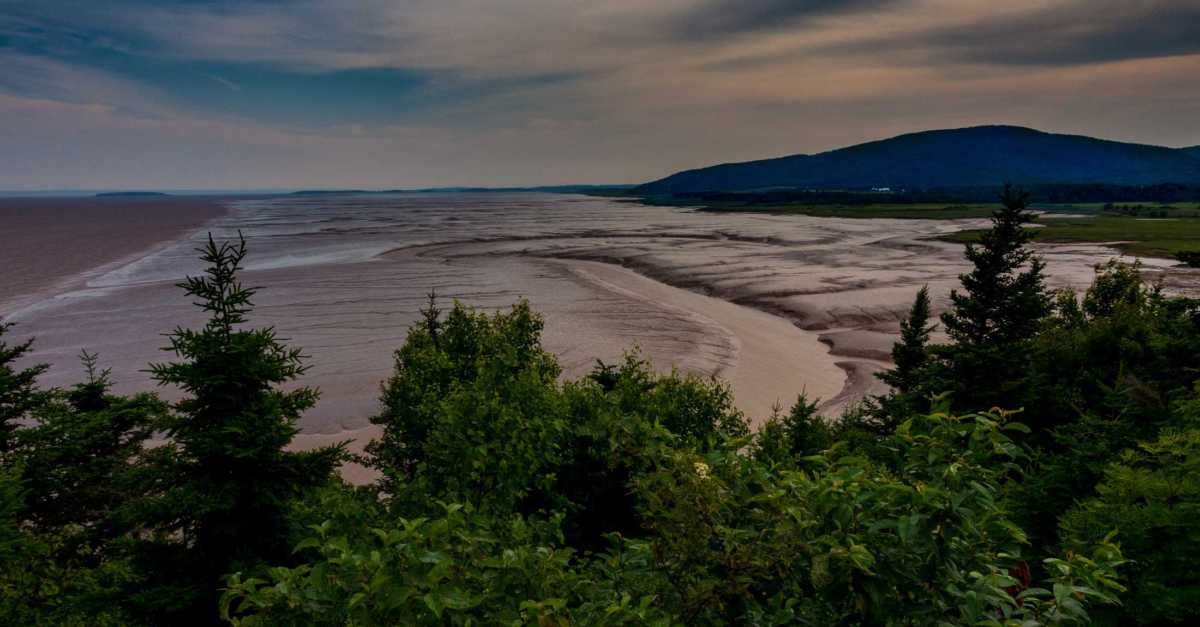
{"left": 9, "top": 192, "right": 1200, "bottom": 485}
{"left": 293, "top": 256, "right": 846, "bottom": 485}
{"left": 557, "top": 259, "right": 843, "bottom": 418}
{"left": 0, "top": 196, "right": 227, "bottom": 314}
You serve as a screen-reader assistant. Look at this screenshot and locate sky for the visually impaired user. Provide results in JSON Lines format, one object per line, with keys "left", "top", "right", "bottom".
{"left": 1, "top": 0, "right": 1199, "bottom": 190}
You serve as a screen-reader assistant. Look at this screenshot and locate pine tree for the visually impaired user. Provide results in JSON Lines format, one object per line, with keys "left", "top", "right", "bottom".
{"left": 878, "top": 286, "right": 934, "bottom": 394}
{"left": 938, "top": 184, "right": 1050, "bottom": 410}
{"left": 135, "top": 234, "right": 344, "bottom": 622}
{"left": 0, "top": 321, "right": 47, "bottom": 456}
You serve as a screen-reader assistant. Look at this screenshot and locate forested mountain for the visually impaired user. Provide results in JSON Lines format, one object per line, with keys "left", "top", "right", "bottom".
{"left": 638, "top": 126, "right": 1200, "bottom": 194}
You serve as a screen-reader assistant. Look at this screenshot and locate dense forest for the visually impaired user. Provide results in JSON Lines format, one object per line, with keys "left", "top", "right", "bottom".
{"left": 3, "top": 185, "right": 1199, "bottom": 625}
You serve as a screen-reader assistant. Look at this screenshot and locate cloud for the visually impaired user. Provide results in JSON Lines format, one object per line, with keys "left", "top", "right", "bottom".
{"left": 829, "top": 1, "right": 1200, "bottom": 67}
{"left": 209, "top": 75, "right": 242, "bottom": 92}
{"left": 671, "top": 0, "right": 908, "bottom": 40}
{"left": 1, "top": 4, "right": 593, "bottom": 129}
{"left": 0, "top": 53, "right": 169, "bottom": 118}
{"left": 1, "top": 0, "right": 1199, "bottom": 189}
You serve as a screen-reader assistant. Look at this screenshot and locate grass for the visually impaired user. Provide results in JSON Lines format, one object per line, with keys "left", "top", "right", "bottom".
{"left": 942, "top": 213, "right": 1200, "bottom": 259}
{"left": 638, "top": 198, "right": 1001, "bottom": 219}
{"left": 1038, "top": 202, "right": 1200, "bottom": 216}
{"left": 627, "top": 193, "right": 1200, "bottom": 258}
{"left": 707, "top": 202, "right": 1000, "bottom": 219}
{"left": 641, "top": 198, "right": 1200, "bottom": 221}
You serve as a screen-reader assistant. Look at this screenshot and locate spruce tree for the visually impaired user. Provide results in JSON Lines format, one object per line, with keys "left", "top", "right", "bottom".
{"left": 17, "top": 351, "right": 164, "bottom": 535}
{"left": 135, "top": 234, "right": 344, "bottom": 622}
{"left": 938, "top": 184, "right": 1050, "bottom": 410}
{"left": 870, "top": 286, "right": 936, "bottom": 424}
{"left": 878, "top": 286, "right": 934, "bottom": 394}
{"left": 0, "top": 321, "right": 47, "bottom": 456}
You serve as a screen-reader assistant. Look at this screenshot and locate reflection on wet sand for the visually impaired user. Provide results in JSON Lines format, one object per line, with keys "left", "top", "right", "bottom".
{"left": 8, "top": 193, "right": 1199, "bottom": 469}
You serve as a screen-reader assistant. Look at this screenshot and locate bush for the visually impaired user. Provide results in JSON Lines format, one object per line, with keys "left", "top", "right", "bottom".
{"left": 1060, "top": 422, "right": 1200, "bottom": 624}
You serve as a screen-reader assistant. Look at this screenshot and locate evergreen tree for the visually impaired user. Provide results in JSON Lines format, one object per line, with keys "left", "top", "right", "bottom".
{"left": 17, "top": 351, "right": 164, "bottom": 535}
{"left": 0, "top": 321, "right": 47, "bottom": 456}
{"left": 2, "top": 352, "right": 149, "bottom": 625}
{"left": 937, "top": 184, "right": 1050, "bottom": 410}
{"left": 754, "top": 394, "right": 830, "bottom": 466}
{"left": 871, "top": 286, "right": 937, "bottom": 423}
{"left": 132, "top": 234, "right": 344, "bottom": 623}
{"left": 878, "top": 285, "right": 934, "bottom": 394}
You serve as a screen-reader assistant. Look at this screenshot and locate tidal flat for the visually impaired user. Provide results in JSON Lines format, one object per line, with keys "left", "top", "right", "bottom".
{"left": 5, "top": 192, "right": 1198, "bottom": 459}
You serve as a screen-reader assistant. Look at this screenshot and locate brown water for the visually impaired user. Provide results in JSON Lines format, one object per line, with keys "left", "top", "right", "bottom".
{"left": 0, "top": 196, "right": 226, "bottom": 313}
{"left": 6, "top": 192, "right": 1197, "bottom": 442}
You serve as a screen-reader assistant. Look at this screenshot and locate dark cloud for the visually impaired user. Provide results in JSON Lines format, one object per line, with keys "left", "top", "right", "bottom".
{"left": 672, "top": 0, "right": 906, "bottom": 40}
{"left": 835, "top": 1, "right": 1200, "bottom": 67}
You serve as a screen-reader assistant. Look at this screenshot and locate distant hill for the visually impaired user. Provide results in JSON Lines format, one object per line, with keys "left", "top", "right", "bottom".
{"left": 291, "top": 184, "right": 635, "bottom": 196}
{"left": 637, "top": 126, "right": 1200, "bottom": 194}
{"left": 94, "top": 191, "right": 170, "bottom": 197}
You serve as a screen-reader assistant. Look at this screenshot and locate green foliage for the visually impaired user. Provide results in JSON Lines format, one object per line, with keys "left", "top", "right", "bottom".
{"left": 556, "top": 355, "right": 748, "bottom": 547}
{"left": 1082, "top": 259, "right": 1149, "bottom": 319}
{"left": 368, "top": 298, "right": 748, "bottom": 523}
{"left": 635, "top": 402, "right": 1125, "bottom": 625}
{"left": 0, "top": 344, "right": 150, "bottom": 625}
{"left": 942, "top": 185, "right": 1049, "bottom": 347}
{"left": 222, "top": 501, "right": 669, "bottom": 626}
{"left": 754, "top": 394, "right": 830, "bottom": 466}
{"left": 1060, "top": 420, "right": 1200, "bottom": 624}
{"left": 226, "top": 401, "right": 1124, "bottom": 625}
{"left": 1024, "top": 261, "right": 1197, "bottom": 433}
{"left": 937, "top": 184, "right": 1051, "bottom": 411}
{"left": 367, "top": 298, "right": 566, "bottom": 511}
{"left": 17, "top": 351, "right": 165, "bottom": 534}
{"left": 0, "top": 320, "right": 48, "bottom": 455}
{"left": 592, "top": 353, "right": 749, "bottom": 446}
{"left": 873, "top": 285, "right": 937, "bottom": 425}
{"left": 366, "top": 297, "right": 560, "bottom": 478}
{"left": 128, "top": 234, "right": 345, "bottom": 622}
{"left": 879, "top": 285, "right": 935, "bottom": 395}
{"left": 0, "top": 465, "right": 139, "bottom": 626}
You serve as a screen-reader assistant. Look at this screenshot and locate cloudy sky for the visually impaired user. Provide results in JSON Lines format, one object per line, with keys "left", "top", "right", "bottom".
{"left": 2, "top": 0, "right": 1199, "bottom": 190}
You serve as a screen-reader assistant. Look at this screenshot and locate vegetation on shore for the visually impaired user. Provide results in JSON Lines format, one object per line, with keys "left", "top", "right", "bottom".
{"left": 639, "top": 195, "right": 1002, "bottom": 219}
{"left": 626, "top": 186, "right": 1200, "bottom": 224}
{"left": 3, "top": 185, "right": 1200, "bottom": 624}
{"left": 942, "top": 212, "right": 1200, "bottom": 259}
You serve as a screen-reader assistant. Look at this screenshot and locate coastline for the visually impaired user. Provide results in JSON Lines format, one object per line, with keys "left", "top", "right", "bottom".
{"left": 551, "top": 259, "right": 845, "bottom": 423}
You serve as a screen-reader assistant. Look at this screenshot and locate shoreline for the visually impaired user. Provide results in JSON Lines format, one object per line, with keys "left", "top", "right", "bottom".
{"left": 515, "top": 246, "right": 902, "bottom": 410}
{"left": 552, "top": 259, "right": 846, "bottom": 423}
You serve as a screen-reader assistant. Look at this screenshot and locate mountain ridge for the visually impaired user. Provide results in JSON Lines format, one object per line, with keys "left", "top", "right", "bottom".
{"left": 637, "top": 126, "right": 1200, "bottom": 194}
